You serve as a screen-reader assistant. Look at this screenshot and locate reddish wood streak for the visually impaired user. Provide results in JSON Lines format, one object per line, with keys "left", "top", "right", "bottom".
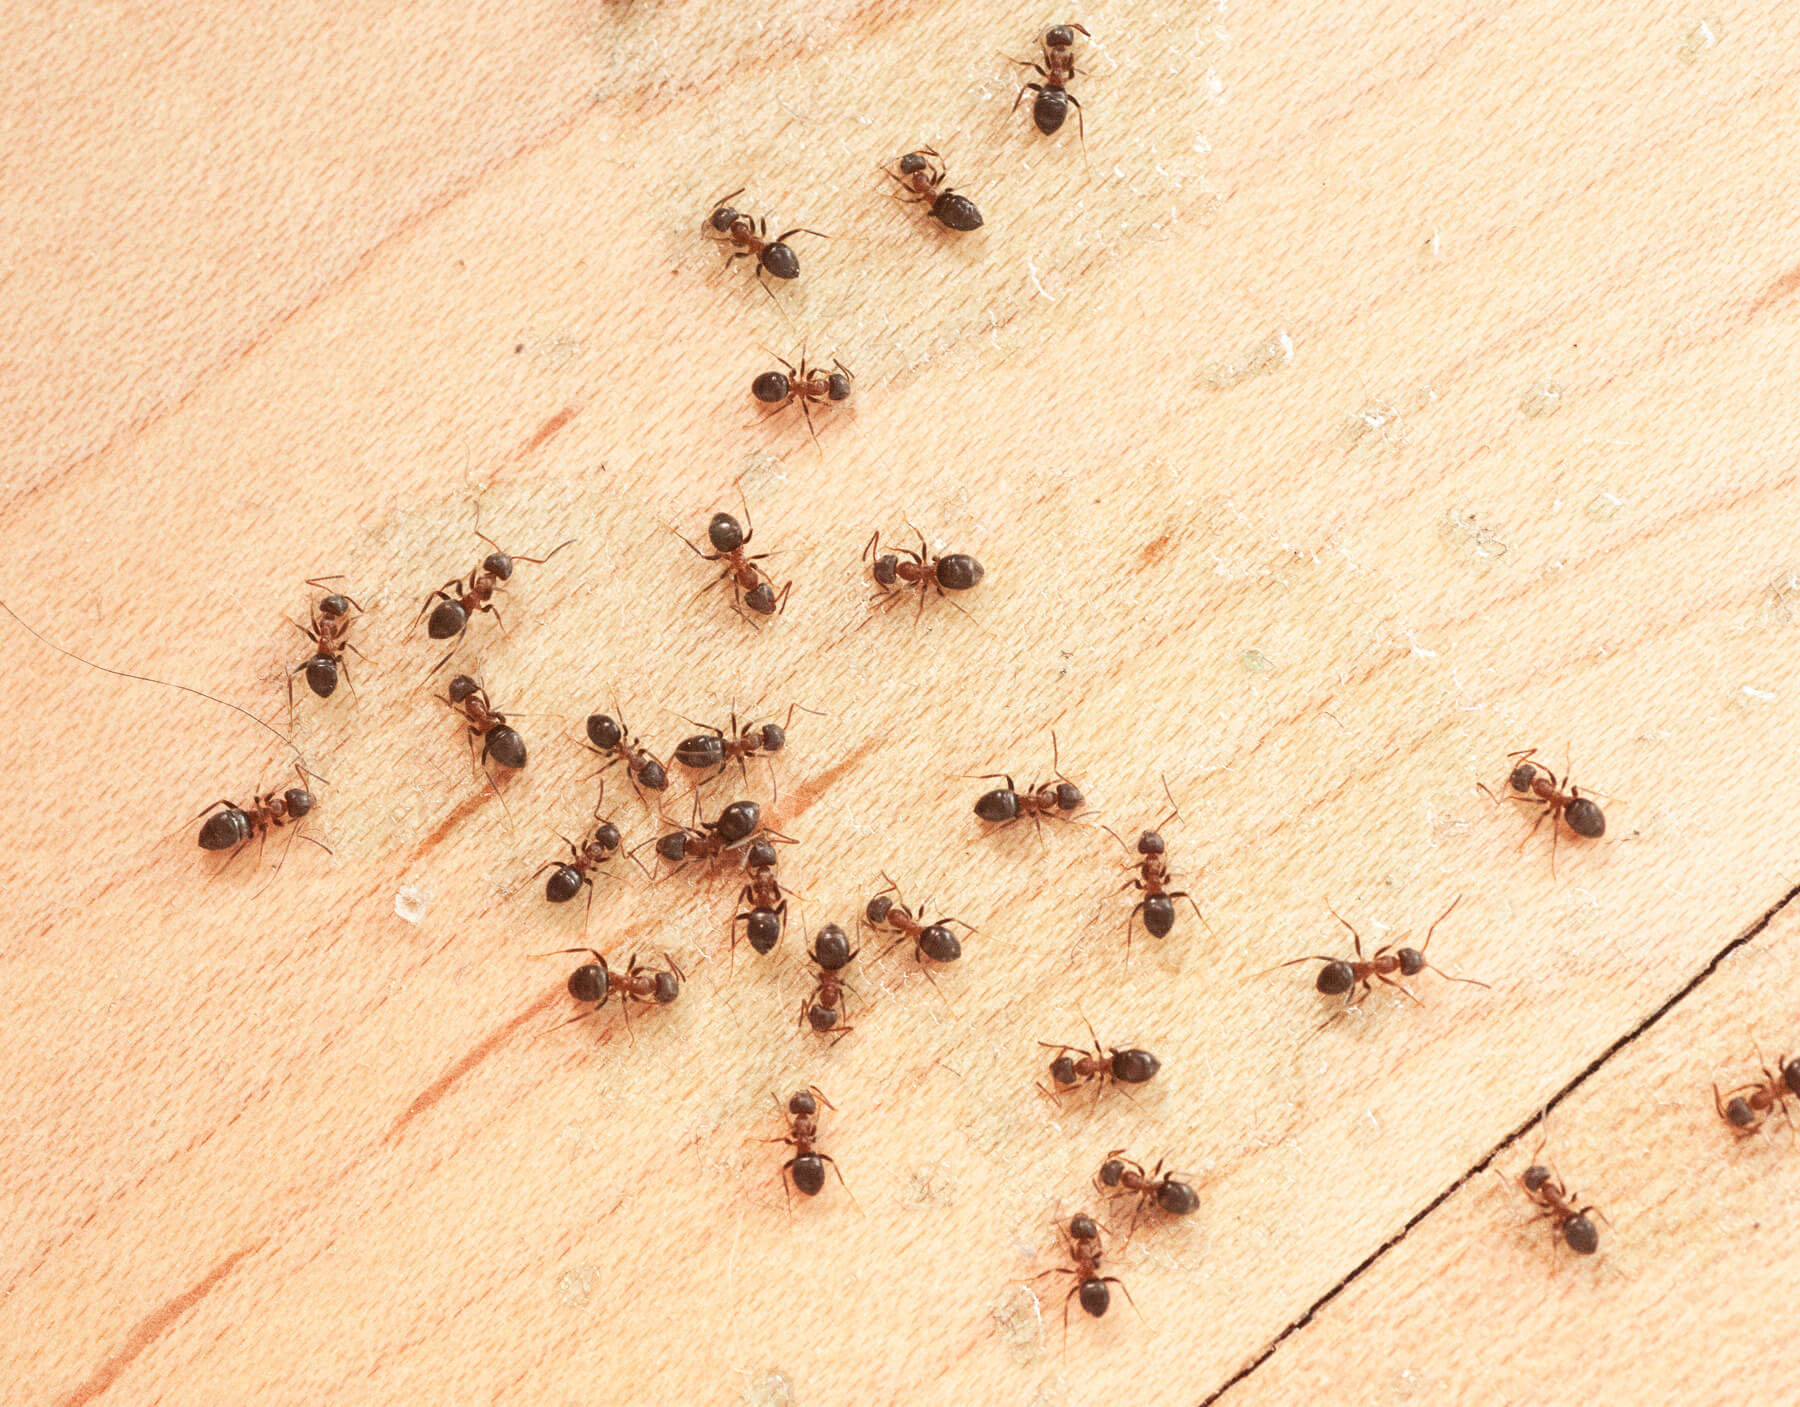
{"left": 520, "top": 405, "right": 578, "bottom": 457}
{"left": 384, "top": 991, "right": 561, "bottom": 1144}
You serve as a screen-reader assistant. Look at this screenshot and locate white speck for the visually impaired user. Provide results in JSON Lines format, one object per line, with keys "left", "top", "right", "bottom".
{"left": 394, "top": 883, "right": 433, "bottom": 924}
{"left": 1026, "top": 257, "right": 1059, "bottom": 302}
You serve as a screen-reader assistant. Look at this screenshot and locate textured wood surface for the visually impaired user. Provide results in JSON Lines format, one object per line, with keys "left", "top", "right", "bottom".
{"left": 5, "top": 2, "right": 1800, "bottom": 1404}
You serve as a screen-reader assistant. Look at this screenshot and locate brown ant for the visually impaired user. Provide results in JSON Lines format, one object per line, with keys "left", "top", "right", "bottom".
{"left": 673, "top": 703, "right": 805, "bottom": 795}
{"left": 1101, "top": 778, "right": 1207, "bottom": 952}
{"left": 1009, "top": 23, "right": 1090, "bottom": 147}
{"left": 862, "top": 874, "right": 972, "bottom": 966}
{"left": 1270, "top": 896, "right": 1487, "bottom": 1009}
{"left": 1518, "top": 1152, "right": 1602, "bottom": 1256}
{"left": 678, "top": 504, "right": 792, "bottom": 622}
{"left": 286, "top": 577, "right": 366, "bottom": 718}
{"left": 883, "top": 148, "right": 984, "bottom": 231}
{"left": 1480, "top": 747, "right": 1608, "bottom": 876}
{"left": 541, "top": 948, "right": 684, "bottom": 1039}
{"left": 533, "top": 787, "right": 642, "bottom": 918}
{"left": 1097, "top": 1152, "right": 1200, "bottom": 1228}
{"left": 439, "top": 673, "right": 527, "bottom": 773}
{"left": 703, "top": 188, "right": 825, "bottom": 301}
{"left": 799, "top": 923, "right": 859, "bottom": 1038}
{"left": 733, "top": 855, "right": 789, "bottom": 958}
{"left": 196, "top": 765, "right": 324, "bottom": 867}
{"left": 1030, "top": 1214, "right": 1135, "bottom": 1334}
{"left": 973, "top": 731, "right": 1085, "bottom": 839}
{"left": 752, "top": 351, "right": 852, "bottom": 451}
{"left": 864, "top": 526, "right": 985, "bottom": 620}
{"left": 1714, "top": 1047, "right": 1800, "bottom": 1134}
{"left": 584, "top": 708, "right": 670, "bottom": 803}
{"left": 772, "top": 1086, "right": 849, "bottom": 1205}
{"left": 1039, "top": 1017, "right": 1161, "bottom": 1103}
{"left": 645, "top": 800, "right": 792, "bottom": 877}
{"left": 417, "top": 533, "right": 574, "bottom": 673}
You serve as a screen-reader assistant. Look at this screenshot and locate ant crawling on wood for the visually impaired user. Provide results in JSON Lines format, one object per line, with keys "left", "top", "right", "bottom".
{"left": 646, "top": 799, "right": 792, "bottom": 877}
{"left": 1009, "top": 23, "right": 1090, "bottom": 146}
{"left": 196, "top": 765, "right": 326, "bottom": 869}
{"left": 287, "top": 576, "right": 367, "bottom": 719}
{"left": 863, "top": 874, "right": 972, "bottom": 965}
{"left": 704, "top": 188, "right": 826, "bottom": 301}
{"left": 1480, "top": 747, "right": 1609, "bottom": 876}
{"left": 678, "top": 501, "right": 792, "bottom": 623}
{"left": 1517, "top": 1150, "right": 1603, "bottom": 1257}
{"left": 752, "top": 351, "right": 852, "bottom": 451}
{"left": 534, "top": 785, "right": 642, "bottom": 918}
{"left": 1715, "top": 1046, "right": 1800, "bottom": 1135}
{"left": 1096, "top": 1151, "right": 1200, "bottom": 1228}
{"left": 883, "top": 148, "right": 984, "bottom": 231}
{"left": 1101, "top": 777, "right": 1207, "bottom": 953}
{"left": 418, "top": 533, "right": 573, "bottom": 673}
{"left": 1029, "top": 1213, "right": 1136, "bottom": 1336}
{"left": 1039, "top": 1017, "right": 1161, "bottom": 1105}
{"left": 973, "top": 731, "right": 1086, "bottom": 838}
{"left": 584, "top": 707, "right": 669, "bottom": 804}
{"left": 733, "top": 852, "right": 790, "bottom": 958}
{"left": 1269, "top": 896, "right": 1487, "bottom": 1009}
{"left": 864, "top": 526, "right": 984, "bottom": 621}
{"left": 800, "top": 923, "right": 858, "bottom": 1038}
{"left": 772, "top": 1086, "right": 850, "bottom": 1206}
{"left": 541, "top": 948, "right": 683, "bottom": 1040}
{"left": 673, "top": 703, "right": 809, "bottom": 796}
{"left": 440, "top": 674, "right": 527, "bottom": 773}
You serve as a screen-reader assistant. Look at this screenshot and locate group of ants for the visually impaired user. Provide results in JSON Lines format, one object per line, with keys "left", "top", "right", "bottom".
{"left": 19, "top": 19, "right": 1796, "bottom": 1328}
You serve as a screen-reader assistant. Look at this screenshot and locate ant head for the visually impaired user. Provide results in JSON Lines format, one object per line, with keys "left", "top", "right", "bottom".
{"left": 594, "top": 821, "right": 622, "bottom": 853}
{"left": 934, "top": 553, "right": 984, "bottom": 591}
{"left": 1507, "top": 760, "right": 1540, "bottom": 794}
{"left": 1725, "top": 1095, "right": 1758, "bottom": 1128}
{"left": 873, "top": 553, "right": 900, "bottom": 586}
{"left": 1050, "top": 1053, "right": 1079, "bottom": 1086}
{"left": 568, "top": 960, "right": 610, "bottom": 1005}
{"left": 447, "top": 674, "right": 481, "bottom": 704}
{"left": 1565, "top": 796, "right": 1606, "bottom": 838}
{"left": 758, "top": 721, "right": 787, "bottom": 753}
{"left": 1316, "top": 960, "right": 1357, "bottom": 996}
{"left": 1137, "top": 830, "right": 1166, "bottom": 855}
{"left": 788, "top": 1089, "right": 817, "bottom": 1118}
{"left": 898, "top": 151, "right": 929, "bottom": 175}
{"left": 826, "top": 369, "right": 853, "bottom": 401}
{"left": 708, "top": 204, "right": 739, "bottom": 232}
{"left": 1068, "top": 1213, "right": 1099, "bottom": 1241}
{"left": 743, "top": 582, "right": 779, "bottom": 615}
{"left": 652, "top": 969, "right": 680, "bottom": 1004}
{"left": 1521, "top": 1164, "right": 1553, "bottom": 1194}
{"left": 708, "top": 512, "right": 745, "bottom": 554}
{"left": 654, "top": 831, "right": 689, "bottom": 864}
{"left": 760, "top": 242, "right": 801, "bottom": 280}
{"left": 742, "top": 837, "right": 779, "bottom": 870}
{"left": 283, "top": 787, "right": 317, "bottom": 819}
{"left": 1054, "top": 781, "right": 1085, "bottom": 812}
{"left": 318, "top": 593, "right": 352, "bottom": 617}
{"left": 1098, "top": 1158, "right": 1125, "bottom": 1188}
{"left": 1046, "top": 23, "right": 1078, "bottom": 47}
{"left": 811, "top": 923, "right": 853, "bottom": 970}
{"left": 808, "top": 1005, "right": 840, "bottom": 1032}
{"left": 865, "top": 893, "right": 895, "bottom": 926}
{"left": 637, "top": 758, "right": 670, "bottom": 791}
{"left": 585, "top": 713, "right": 622, "bottom": 751}
{"left": 481, "top": 551, "right": 514, "bottom": 580}
{"left": 752, "top": 370, "right": 790, "bottom": 404}
{"left": 1396, "top": 947, "right": 1427, "bottom": 977}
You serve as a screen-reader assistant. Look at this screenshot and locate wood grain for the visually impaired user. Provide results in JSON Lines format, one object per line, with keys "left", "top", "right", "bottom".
{"left": 4, "top": 1, "right": 1799, "bottom": 1404}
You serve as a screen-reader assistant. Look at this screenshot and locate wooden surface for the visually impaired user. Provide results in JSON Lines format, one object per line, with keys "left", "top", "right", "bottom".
{"left": 6, "top": 2, "right": 1800, "bottom": 1403}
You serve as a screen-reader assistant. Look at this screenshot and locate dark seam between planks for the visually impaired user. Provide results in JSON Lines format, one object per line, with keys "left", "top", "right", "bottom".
{"left": 1197, "top": 878, "right": 1800, "bottom": 1407}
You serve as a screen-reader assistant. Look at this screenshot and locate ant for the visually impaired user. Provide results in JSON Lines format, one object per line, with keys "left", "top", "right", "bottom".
{"left": 752, "top": 352, "right": 853, "bottom": 450}
{"left": 673, "top": 704, "right": 801, "bottom": 793}
{"left": 534, "top": 787, "right": 639, "bottom": 916}
{"left": 1271, "top": 896, "right": 1487, "bottom": 1008}
{"left": 863, "top": 875, "right": 972, "bottom": 965}
{"left": 417, "top": 533, "right": 574, "bottom": 673}
{"left": 584, "top": 709, "right": 669, "bottom": 802}
{"left": 1714, "top": 1047, "right": 1800, "bottom": 1134}
{"left": 773, "top": 1086, "right": 849, "bottom": 1205}
{"left": 1518, "top": 1154, "right": 1602, "bottom": 1257}
{"left": 733, "top": 854, "right": 789, "bottom": 958}
{"left": 1039, "top": 1018, "right": 1161, "bottom": 1103}
{"left": 1480, "top": 747, "right": 1608, "bottom": 876}
{"left": 678, "top": 505, "right": 792, "bottom": 622}
{"left": 1010, "top": 23, "right": 1090, "bottom": 145}
{"left": 864, "top": 527, "right": 985, "bottom": 620}
{"left": 286, "top": 577, "right": 366, "bottom": 718}
{"left": 703, "top": 188, "right": 825, "bottom": 300}
{"left": 542, "top": 948, "right": 684, "bottom": 1038}
{"left": 1102, "top": 778, "right": 1207, "bottom": 951}
{"left": 973, "top": 732, "right": 1085, "bottom": 838}
{"left": 439, "top": 674, "right": 527, "bottom": 772}
{"left": 1097, "top": 1152, "right": 1200, "bottom": 1227}
{"left": 1030, "top": 1214, "right": 1135, "bottom": 1334}
{"left": 196, "top": 766, "right": 321, "bottom": 864}
{"left": 800, "top": 923, "right": 858, "bottom": 1038}
{"left": 883, "top": 148, "right": 984, "bottom": 231}
{"left": 647, "top": 800, "right": 789, "bottom": 876}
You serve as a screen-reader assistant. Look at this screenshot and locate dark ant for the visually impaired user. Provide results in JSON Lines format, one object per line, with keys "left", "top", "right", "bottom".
{"left": 884, "top": 148, "right": 984, "bottom": 231}
{"left": 1480, "top": 747, "right": 1608, "bottom": 876}
{"left": 752, "top": 352, "right": 853, "bottom": 451}
{"left": 677, "top": 505, "right": 792, "bottom": 622}
{"left": 1101, "top": 778, "right": 1206, "bottom": 951}
{"left": 800, "top": 924, "right": 858, "bottom": 1038}
{"left": 417, "top": 533, "right": 574, "bottom": 673}
{"left": 645, "top": 800, "right": 791, "bottom": 876}
{"left": 196, "top": 766, "right": 322, "bottom": 865}
{"left": 673, "top": 704, "right": 800, "bottom": 793}
{"left": 973, "top": 731, "right": 1086, "bottom": 838}
{"left": 534, "top": 787, "right": 636, "bottom": 916}
{"left": 1271, "top": 896, "right": 1487, "bottom": 1008}
{"left": 1518, "top": 1154, "right": 1602, "bottom": 1256}
{"left": 862, "top": 875, "right": 972, "bottom": 965}
{"left": 286, "top": 577, "right": 366, "bottom": 717}
{"left": 542, "top": 948, "right": 684, "bottom": 1038}
{"left": 1030, "top": 1214, "right": 1135, "bottom": 1333}
{"left": 773, "top": 1086, "right": 848, "bottom": 1205}
{"left": 864, "top": 527, "right": 985, "bottom": 620}
{"left": 703, "top": 188, "right": 826, "bottom": 300}
{"left": 1714, "top": 1048, "right": 1800, "bottom": 1134}
{"left": 584, "top": 709, "right": 669, "bottom": 802}
{"left": 439, "top": 674, "right": 527, "bottom": 771}
{"left": 1097, "top": 1151, "right": 1200, "bottom": 1226}
{"left": 1010, "top": 23, "right": 1090, "bottom": 145}
{"left": 1039, "top": 1018, "right": 1161, "bottom": 1102}
{"left": 733, "top": 855, "right": 789, "bottom": 957}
